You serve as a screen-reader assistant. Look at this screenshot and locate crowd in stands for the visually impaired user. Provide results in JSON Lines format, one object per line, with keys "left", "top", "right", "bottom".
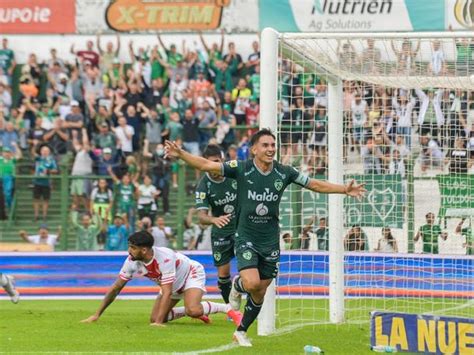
{"left": 0, "top": 35, "right": 473, "bottom": 255}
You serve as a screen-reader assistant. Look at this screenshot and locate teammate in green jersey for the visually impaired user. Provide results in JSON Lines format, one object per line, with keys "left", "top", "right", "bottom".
{"left": 414, "top": 212, "right": 447, "bottom": 254}
{"left": 165, "top": 129, "right": 365, "bottom": 346}
{"left": 195, "top": 145, "right": 241, "bottom": 324}
{"left": 455, "top": 218, "right": 474, "bottom": 255}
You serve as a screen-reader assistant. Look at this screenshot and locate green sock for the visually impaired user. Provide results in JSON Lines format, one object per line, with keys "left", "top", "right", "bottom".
{"left": 218, "top": 276, "right": 231, "bottom": 304}
{"left": 237, "top": 295, "right": 262, "bottom": 332}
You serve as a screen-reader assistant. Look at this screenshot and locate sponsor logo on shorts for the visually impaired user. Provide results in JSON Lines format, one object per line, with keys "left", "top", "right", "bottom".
{"left": 242, "top": 250, "right": 253, "bottom": 260}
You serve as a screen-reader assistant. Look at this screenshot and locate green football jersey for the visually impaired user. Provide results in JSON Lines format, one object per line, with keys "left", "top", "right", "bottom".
{"left": 418, "top": 224, "right": 442, "bottom": 254}
{"left": 222, "top": 159, "right": 309, "bottom": 252}
{"left": 195, "top": 174, "right": 238, "bottom": 238}
{"left": 461, "top": 227, "right": 474, "bottom": 255}
{"left": 117, "top": 183, "right": 135, "bottom": 207}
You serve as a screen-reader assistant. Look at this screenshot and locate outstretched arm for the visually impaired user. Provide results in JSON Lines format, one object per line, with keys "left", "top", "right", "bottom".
{"left": 164, "top": 140, "right": 222, "bottom": 174}
{"left": 305, "top": 179, "right": 366, "bottom": 199}
{"left": 80, "top": 278, "right": 127, "bottom": 322}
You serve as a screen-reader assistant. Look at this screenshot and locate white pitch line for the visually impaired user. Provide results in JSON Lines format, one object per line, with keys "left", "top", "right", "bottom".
{"left": 171, "top": 343, "right": 238, "bottom": 354}
{"left": 425, "top": 299, "right": 474, "bottom": 316}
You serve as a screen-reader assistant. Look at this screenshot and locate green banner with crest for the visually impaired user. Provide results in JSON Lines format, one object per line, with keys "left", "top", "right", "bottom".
{"left": 280, "top": 174, "right": 404, "bottom": 230}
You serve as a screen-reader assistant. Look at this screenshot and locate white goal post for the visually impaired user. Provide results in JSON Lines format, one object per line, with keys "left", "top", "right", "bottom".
{"left": 257, "top": 28, "right": 474, "bottom": 336}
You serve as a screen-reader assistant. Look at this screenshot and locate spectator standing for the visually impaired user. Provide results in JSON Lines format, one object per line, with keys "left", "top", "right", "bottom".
{"left": 197, "top": 101, "right": 217, "bottom": 146}
{"left": 136, "top": 175, "right": 160, "bottom": 221}
{"left": 70, "top": 39, "right": 100, "bottom": 68}
{"left": 375, "top": 227, "right": 398, "bottom": 252}
{"left": 32, "top": 145, "right": 58, "bottom": 222}
{"left": 391, "top": 39, "right": 420, "bottom": 75}
{"left": 361, "top": 39, "right": 381, "bottom": 74}
{"left": 302, "top": 216, "right": 328, "bottom": 251}
{"left": 419, "top": 135, "right": 443, "bottom": 172}
{"left": 19, "top": 225, "right": 60, "bottom": 249}
{"left": 454, "top": 37, "right": 474, "bottom": 75}
{"left": 93, "top": 122, "right": 117, "bottom": 154}
{"left": 415, "top": 89, "right": 444, "bottom": 139}
{"left": 415, "top": 212, "right": 447, "bottom": 254}
{"left": 157, "top": 35, "right": 184, "bottom": 68}
{"left": 245, "top": 98, "right": 259, "bottom": 135}
{"left": 0, "top": 145, "right": 21, "bottom": 210}
{"left": 143, "top": 142, "right": 171, "bottom": 215}
{"left": 428, "top": 40, "right": 446, "bottom": 76}
{"left": 392, "top": 91, "right": 416, "bottom": 149}
{"left": 0, "top": 121, "right": 19, "bottom": 153}
{"left": 246, "top": 41, "right": 260, "bottom": 76}
{"left": 188, "top": 223, "right": 212, "bottom": 250}
{"left": 28, "top": 117, "right": 47, "bottom": 155}
{"left": 350, "top": 93, "right": 368, "bottom": 149}
{"left": 337, "top": 40, "right": 359, "bottom": 71}
{"left": 150, "top": 216, "right": 174, "bottom": 247}
{"left": 448, "top": 137, "right": 469, "bottom": 173}
{"left": 104, "top": 214, "right": 129, "bottom": 251}
{"left": 361, "top": 137, "right": 383, "bottom": 175}
{"left": 64, "top": 100, "right": 84, "bottom": 139}
{"left": 223, "top": 42, "right": 243, "bottom": 77}
{"left": 182, "top": 109, "right": 201, "bottom": 155}
{"left": 71, "top": 205, "right": 102, "bottom": 251}
{"left": 90, "top": 178, "right": 113, "bottom": 222}
{"left": 110, "top": 172, "right": 136, "bottom": 233}
{"left": 70, "top": 129, "right": 93, "bottom": 211}
{"left": 455, "top": 218, "right": 474, "bottom": 255}
{"left": 215, "top": 104, "right": 236, "bottom": 150}
{"left": 113, "top": 116, "right": 134, "bottom": 156}
{"left": 231, "top": 79, "right": 252, "bottom": 126}
{"left": 43, "top": 118, "right": 69, "bottom": 156}
{"left": 90, "top": 147, "right": 120, "bottom": 178}
{"left": 96, "top": 34, "right": 120, "bottom": 73}
{"left": 0, "top": 38, "right": 15, "bottom": 85}
{"left": 344, "top": 226, "right": 369, "bottom": 251}
{"left": 165, "top": 112, "right": 183, "bottom": 142}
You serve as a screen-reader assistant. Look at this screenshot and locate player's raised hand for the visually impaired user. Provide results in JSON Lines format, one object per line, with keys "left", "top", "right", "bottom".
{"left": 212, "top": 214, "right": 232, "bottom": 228}
{"left": 345, "top": 180, "right": 366, "bottom": 200}
{"left": 80, "top": 315, "right": 99, "bottom": 323}
{"left": 164, "top": 140, "right": 182, "bottom": 160}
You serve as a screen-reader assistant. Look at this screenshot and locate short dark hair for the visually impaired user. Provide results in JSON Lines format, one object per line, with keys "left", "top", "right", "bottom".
{"left": 250, "top": 128, "right": 276, "bottom": 147}
{"left": 128, "top": 231, "right": 154, "bottom": 248}
{"left": 202, "top": 144, "right": 223, "bottom": 159}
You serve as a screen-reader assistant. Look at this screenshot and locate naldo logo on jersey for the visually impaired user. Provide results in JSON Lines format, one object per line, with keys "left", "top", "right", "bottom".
{"left": 214, "top": 191, "right": 237, "bottom": 206}
{"left": 248, "top": 188, "right": 278, "bottom": 202}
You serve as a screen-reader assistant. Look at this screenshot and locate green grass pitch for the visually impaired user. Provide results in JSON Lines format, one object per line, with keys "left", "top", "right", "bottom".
{"left": 1, "top": 299, "right": 471, "bottom": 354}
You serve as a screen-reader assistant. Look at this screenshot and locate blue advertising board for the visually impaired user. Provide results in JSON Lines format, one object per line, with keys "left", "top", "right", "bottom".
{"left": 371, "top": 312, "right": 474, "bottom": 354}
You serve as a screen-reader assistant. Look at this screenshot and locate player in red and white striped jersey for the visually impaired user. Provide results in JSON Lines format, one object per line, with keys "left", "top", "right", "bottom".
{"left": 81, "top": 231, "right": 242, "bottom": 326}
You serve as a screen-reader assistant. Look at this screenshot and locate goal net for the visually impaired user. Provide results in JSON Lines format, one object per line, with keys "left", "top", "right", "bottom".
{"left": 258, "top": 29, "right": 474, "bottom": 335}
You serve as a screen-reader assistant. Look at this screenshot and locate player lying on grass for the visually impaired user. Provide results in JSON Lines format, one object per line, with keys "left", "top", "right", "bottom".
{"left": 0, "top": 273, "right": 19, "bottom": 303}
{"left": 195, "top": 144, "right": 239, "bottom": 310}
{"left": 165, "top": 129, "right": 366, "bottom": 346}
{"left": 81, "top": 231, "right": 242, "bottom": 326}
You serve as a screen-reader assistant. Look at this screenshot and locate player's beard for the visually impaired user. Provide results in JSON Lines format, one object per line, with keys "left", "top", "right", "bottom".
{"left": 129, "top": 253, "right": 141, "bottom": 261}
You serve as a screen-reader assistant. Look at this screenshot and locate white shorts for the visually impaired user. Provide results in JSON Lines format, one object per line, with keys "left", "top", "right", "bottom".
{"left": 171, "top": 262, "right": 207, "bottom": 300}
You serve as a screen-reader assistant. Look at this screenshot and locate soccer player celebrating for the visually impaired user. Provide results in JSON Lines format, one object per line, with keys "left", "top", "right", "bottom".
{"left": 195, "top": 145, "right": 241, "bottom": 321}
{"left": 0, "top": 273, "right": 19, "bottom": 303}
{"left": 81, "top": 231, "right": 242, "bottom": 326}
{"left": 165, "top": 129, "right": 366, "bottom": 346}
